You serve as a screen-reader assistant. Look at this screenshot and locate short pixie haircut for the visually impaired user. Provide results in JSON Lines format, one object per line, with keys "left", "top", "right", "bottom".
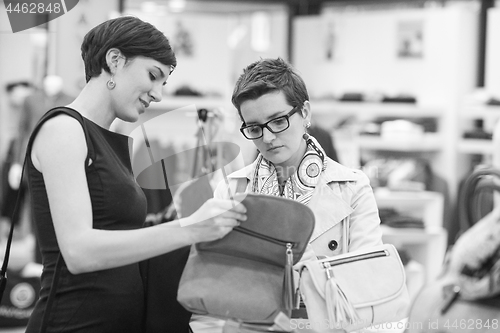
{"left": 231, "top": 58, "right": 309, "bottom": 121}
{"left": 81, "top": 16, "right": 177, "bottom": 83}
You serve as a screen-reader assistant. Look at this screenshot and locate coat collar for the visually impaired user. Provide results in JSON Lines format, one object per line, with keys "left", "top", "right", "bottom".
{"left": 227, "top": 157, "right": 358, "bottom": 183}
{"left": 227, "top": 157, "right": 358, "bottom": 241}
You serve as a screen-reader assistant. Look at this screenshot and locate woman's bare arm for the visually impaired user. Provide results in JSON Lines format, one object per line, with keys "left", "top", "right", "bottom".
{"left": 32, "top": 115, "right": 245, "bottom": 274}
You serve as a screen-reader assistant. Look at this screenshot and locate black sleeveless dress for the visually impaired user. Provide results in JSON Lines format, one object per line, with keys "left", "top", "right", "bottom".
{"left": 25, "top": 108, "right": 148, "bottom": 332}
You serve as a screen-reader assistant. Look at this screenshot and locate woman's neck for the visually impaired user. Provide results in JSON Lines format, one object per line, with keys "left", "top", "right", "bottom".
{"left": 274, "top": 138, "right": 308, "bottom": 184}
{"left": 66, "top": 79, "right": 115, "bottom": 129}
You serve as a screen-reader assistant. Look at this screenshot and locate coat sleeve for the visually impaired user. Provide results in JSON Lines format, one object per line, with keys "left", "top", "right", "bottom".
{"left": 213, "top": 178, "right": 231, "bottom": 200}
{"left": 347, "top": 170, "right": 384, "bottom": 251}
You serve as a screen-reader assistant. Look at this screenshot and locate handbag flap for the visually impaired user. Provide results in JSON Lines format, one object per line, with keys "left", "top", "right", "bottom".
{"left": 178, "top": 249, "right": 285, "bottom": 322}
{"left": 197, "top": 193, "right": 315, "bottom": 267}
{"left": 302, "top": 244, "right": 406, "bottom": 307}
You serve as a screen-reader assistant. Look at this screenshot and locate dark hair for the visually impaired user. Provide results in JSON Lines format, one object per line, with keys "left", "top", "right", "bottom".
{"left": 231, "top": 58, "right": 309, "bottom": 119}
{"left": 81, "top": 16, "right": 177, "bottom": 83}
{"left": 5, "top": 81, "right": 32, "bottom": 93}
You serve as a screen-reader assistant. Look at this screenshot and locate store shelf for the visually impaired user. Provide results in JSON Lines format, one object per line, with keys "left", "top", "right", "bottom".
{"left": 382, "top": 226, "right": 448, "bottom": 283}
{"left": 358, "top": 134, "right": 443, "bottom": 152}
{"left": 461, "top": 104, "right": 500, "bottom": 121}
{"left": 459, "top": 105, "right": 500, "bottom": 156}
{"left": 458, "top": 138, "right": 493, "bottom": 155}
{"left": 381, "top": 226, "right": 446, "bottom": 244}
{"left": 310, "top": 100, "right": 444, "bottom": 118}
{"left": 374, "top": 189, "right": 447, "bottom": 283}
{"left": 374, "top": 189, "right": 444, "bottom": 229}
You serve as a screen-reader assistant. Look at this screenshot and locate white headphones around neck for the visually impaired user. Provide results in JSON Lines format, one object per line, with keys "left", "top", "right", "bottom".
{"left": 297, "top": 134, "right": 324, "bottom": 188}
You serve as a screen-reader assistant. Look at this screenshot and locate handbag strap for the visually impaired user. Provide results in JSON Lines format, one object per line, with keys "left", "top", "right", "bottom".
{"left": 0, "top": 159, "right": 27, "bottom": 300}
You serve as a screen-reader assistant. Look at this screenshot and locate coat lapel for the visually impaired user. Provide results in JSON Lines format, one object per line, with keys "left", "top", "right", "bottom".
{"left": 308, "top": 160, "right": 358, "bottom": 241}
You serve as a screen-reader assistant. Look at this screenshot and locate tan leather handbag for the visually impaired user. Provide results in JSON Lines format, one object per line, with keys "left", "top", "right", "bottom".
{"left": 177, "top": 193, "right": 315, "bottom": 323}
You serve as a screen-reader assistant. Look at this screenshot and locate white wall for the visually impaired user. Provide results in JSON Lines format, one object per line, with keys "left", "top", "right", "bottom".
{"left": 293, "top": 5, "right": 479, "bottom": 108}
{"left": 51, "top": 0, "right": 119, "bottom": 97}
{"left": 0, "top": 7, "right": 41, "bottom": 159}
{"left": 485, "top": 7, "right": 500, "bottom": 95}
{"left": 132, "top": 10, "right": 288, "bottom": 100}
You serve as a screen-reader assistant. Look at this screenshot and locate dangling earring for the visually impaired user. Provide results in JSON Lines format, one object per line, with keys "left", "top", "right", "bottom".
{"left": 107, "top": 76, "right": 116, "bottom": 90}
{"left": 303, "top": 122, "right": 311, "bottom": 138}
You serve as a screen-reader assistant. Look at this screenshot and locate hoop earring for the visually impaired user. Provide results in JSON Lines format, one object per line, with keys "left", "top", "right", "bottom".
{"left": 107, "top": 77, "right": 116, "bottom": 90}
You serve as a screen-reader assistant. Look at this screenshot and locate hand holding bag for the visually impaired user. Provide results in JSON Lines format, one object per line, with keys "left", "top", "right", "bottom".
{"left": 299, "top": 219, "right": 410, "bottom": 332}
{"left": 177, "top": 192, "right": 315, "bottom": 323}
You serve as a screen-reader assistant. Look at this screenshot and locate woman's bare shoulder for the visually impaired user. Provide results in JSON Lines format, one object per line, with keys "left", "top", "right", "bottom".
{"left": 31, "top": 114, "right": 87, "bottom": 170}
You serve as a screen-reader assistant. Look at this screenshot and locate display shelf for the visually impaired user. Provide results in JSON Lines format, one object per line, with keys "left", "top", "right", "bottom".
{"left": 459, "top": 105, "right": 500, "bottom": 156}
{"left": 458, "top": 138, "right": 493, "bottom": 155}
{"left": 381, "top": 226, "right": 446, "bottom": 244}
{"left": 382, "top": 226, "right": 447, "bottom": 284}
{"left": 374, "top": 190, "right": 447, "bottom": 283}
{"left": 461, "top": 104, "right": 500, "bottom": 120}
{"left": 358, "top": 134, "right": 443, "bottom": 152}
{"left": 374, "top": 189, "right": 444, "bottom": 229}
{"left": 310, "top": 101, "right": 444, "bottom": 154}
{"left": 310, "top": 100, "right": 444, "bottom": 119}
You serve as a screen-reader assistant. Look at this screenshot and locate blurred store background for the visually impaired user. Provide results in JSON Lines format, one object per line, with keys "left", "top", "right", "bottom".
{"left": 1, "top": 0, "right": 500, "bottom": 331}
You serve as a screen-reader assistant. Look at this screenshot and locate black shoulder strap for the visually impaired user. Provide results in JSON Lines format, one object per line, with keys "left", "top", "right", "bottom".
{"left": 26, "top": 107, "right": 95, "bottom": 165}
{"left": 0, "top": 161, "right": 26, "bottom": 301}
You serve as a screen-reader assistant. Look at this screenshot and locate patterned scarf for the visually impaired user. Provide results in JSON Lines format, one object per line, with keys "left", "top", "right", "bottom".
{"left": 251, "top": 134, "right": 327, "bottom": 206}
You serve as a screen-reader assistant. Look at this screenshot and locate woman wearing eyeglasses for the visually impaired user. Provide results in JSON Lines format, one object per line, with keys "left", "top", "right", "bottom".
{"left": 190, "top": 58, "right": 383, "bottom": 332}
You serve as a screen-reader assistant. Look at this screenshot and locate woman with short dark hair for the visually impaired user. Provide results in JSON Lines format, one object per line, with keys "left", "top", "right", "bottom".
{"left": 25, "top": 16, "right": 246, "bottom": 332}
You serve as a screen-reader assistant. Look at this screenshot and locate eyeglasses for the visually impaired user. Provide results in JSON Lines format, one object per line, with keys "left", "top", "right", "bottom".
{"left": 240, "top": 104, "right": 303, "bottom": 140}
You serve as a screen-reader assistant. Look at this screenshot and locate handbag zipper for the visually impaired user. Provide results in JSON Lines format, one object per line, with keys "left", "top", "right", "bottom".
{"left": 233, "top": 226, "right": 296, "bottom": 247}
{"left": 233, "top": 227, "right": 297, "bottom": 311}
{"left": 322, "top": 249, "right": 389, "bottom": 268}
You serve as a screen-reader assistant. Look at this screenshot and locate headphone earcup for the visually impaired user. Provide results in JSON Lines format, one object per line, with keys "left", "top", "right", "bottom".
{"left": 297, "top": 152, "right": 322, "bottom": 188}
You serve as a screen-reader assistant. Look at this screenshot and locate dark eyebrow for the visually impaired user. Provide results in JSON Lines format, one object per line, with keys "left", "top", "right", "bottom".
{"left": 246, "top": 109, "right": 288, "bottom": 125}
